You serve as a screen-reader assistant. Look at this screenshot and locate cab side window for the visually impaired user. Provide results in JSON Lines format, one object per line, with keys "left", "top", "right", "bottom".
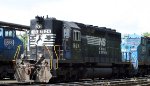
{"left": 142, "top": 38, "right": 146, "bottom": 45}
{"left": 0, "top": 28, "right": 3, "bottom": 37}
{"left": 73, "top": 30, "right": 81, "bottom": 41}
{"left": 149, "top": 49, "right": 150, "bottom": 56}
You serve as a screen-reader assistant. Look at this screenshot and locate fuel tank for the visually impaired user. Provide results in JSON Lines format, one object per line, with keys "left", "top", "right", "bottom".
{"left": 84, "top": 68, "right": 112, "bottom": 78}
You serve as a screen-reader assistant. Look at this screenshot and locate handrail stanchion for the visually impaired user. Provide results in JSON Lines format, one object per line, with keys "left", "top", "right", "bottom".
{"left": 44, "top": 45, "right": 53, "bottom": 70}
{"left": 54, "top": 45, "right": 59, "bottom": 69}
{"left": 13, "top": 45, "right": 21, "bottom": 60}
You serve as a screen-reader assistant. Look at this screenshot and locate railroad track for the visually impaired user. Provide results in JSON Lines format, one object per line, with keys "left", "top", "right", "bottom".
{"left": 1, "top": 77, "right": 150, "bottom": 86}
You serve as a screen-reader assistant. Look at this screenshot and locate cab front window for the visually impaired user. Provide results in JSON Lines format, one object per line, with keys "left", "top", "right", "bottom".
{"left": 5, "top": 30, "right": 13, "bottom": 37}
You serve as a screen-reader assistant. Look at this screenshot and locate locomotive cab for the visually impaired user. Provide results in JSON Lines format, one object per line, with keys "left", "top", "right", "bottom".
{"left": 0, "top": 27, "right": 20, "bottom": 60}
{"left": 63, "top": 21, "right": 81, "bottom": 60}
{"left": 0, "top": 27, "right": 24, "bottom": 79}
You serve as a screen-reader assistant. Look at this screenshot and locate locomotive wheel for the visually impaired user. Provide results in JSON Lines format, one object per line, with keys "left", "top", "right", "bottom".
{"left": 9, "top": 74, "right": 14, "bottom": 80}
{"left": 0, "top": 71, "right": 7, "bottom": 79}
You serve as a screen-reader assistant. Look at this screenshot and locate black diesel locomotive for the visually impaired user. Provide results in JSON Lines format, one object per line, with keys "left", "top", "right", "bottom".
{"left": 14, "top": 16, "right": 136, "bottom": 83}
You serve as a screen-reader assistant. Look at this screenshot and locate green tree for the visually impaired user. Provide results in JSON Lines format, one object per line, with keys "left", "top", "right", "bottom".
{"left": 142, "top": 32, "right": 150, "bottom": 37}
{"left": 17, "top": 32, "right": 28, "bottom": 53}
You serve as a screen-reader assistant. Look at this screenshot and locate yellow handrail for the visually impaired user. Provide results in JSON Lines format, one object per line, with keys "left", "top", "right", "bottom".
{"left": 44, "top": 45, "right": 53, "bottom": 70}
{"left": 25, "top": 46, "right": 28, "bottom": 59}
{"left": 54, "top": 45, "right": 60, "bottom": 69}
{"left": 13, "top": 45, "right": 21, "bottom": 60}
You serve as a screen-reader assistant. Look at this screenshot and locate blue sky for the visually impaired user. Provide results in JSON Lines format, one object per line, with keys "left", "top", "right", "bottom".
{"left": 0, "top": 0, "right": 150, "bottom": 34}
